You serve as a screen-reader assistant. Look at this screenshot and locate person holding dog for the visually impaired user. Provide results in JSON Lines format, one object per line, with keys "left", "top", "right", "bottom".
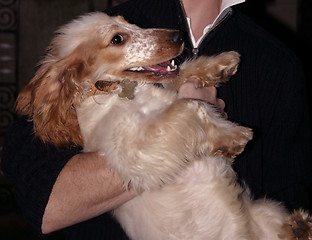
{"left": 1, "top": 0, "right": 311, "bottom": 239}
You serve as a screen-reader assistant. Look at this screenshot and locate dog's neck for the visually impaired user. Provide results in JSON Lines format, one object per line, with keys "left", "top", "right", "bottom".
{"left": 86, "top": 79, "right": 138, "bottom": 100}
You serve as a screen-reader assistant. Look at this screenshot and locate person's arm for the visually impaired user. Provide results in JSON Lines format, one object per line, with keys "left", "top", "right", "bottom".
{"left": 42, "top": 152, "right": 135, "bottom": 234}
{"left": 1, "top": 116, "right": 134, "bottom": 236}
{"left": 1, "top": 84, "right": 223, "bottom": 236}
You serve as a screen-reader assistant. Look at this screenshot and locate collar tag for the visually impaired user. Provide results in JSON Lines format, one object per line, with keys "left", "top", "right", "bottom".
{"left": 87, "top": 80, "right": 138, "bottom": 100}
{"left": 118, "top": 79, "right": 138, "bottom": 100}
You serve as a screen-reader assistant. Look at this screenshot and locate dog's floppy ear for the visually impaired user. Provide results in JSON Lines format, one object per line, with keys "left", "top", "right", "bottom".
{"left": 16, "top": 50, "right": 90, "bottom": 147}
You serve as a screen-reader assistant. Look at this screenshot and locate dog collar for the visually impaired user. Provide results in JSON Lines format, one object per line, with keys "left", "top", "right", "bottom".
{"left": 87, "top": 79, "right": 138, "bottom": 100}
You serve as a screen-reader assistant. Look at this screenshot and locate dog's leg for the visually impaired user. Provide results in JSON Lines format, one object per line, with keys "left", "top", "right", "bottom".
{"left": 109, "top": 99, "right": 210, "bottom": 192}
{"left": 210, "top": 124, "right": 253, "bottom": 159}
{"left": 166, "top": 51, "right": 240, "bottom": 91}
{"left": 108, "top": 99, "right": 251, "bottom": 192}
{"left": 279, "top": 209, "right": 312, "bottom": 240}
{"left": 191, "top": 100, "right": 253, "bottom": 159}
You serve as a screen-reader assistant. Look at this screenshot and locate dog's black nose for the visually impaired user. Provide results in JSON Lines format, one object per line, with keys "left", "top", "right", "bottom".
{"left": 170, "top": 31, "right": 184, "bottom": 44}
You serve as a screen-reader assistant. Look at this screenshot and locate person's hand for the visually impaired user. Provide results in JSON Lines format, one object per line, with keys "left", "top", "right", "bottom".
{"left": 178, "top": 81, "right": 227, "bottom": 117}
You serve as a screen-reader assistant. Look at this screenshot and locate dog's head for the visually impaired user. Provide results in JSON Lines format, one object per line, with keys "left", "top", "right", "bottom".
{"left": 16, "top": 12, "right": 184, "bottom": 147}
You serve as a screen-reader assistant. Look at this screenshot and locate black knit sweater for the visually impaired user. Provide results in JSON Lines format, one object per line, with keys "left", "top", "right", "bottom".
{"left": 2, "top": 0, "right": 311, "bottom": 239}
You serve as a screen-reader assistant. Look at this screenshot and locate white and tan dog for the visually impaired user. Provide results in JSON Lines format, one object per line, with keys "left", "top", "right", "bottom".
{"left": 16, "top": 12, "right": 311, "bottom": 240}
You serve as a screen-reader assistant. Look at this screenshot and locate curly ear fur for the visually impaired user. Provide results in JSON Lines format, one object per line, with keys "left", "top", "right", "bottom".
{"left": 16, "top": 50, "right": 91, "bottom": 147}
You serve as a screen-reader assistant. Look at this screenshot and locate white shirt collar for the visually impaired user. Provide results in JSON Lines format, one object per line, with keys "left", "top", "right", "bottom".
{"left": 187, "top": 0, "right": 245, "bottom": 48}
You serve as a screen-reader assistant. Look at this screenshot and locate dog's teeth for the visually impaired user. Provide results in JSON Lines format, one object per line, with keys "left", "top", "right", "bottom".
{"left": 129, "top": 67, "right": 144, "bottom": 71}
{"left": 166, "top": 61, "right": 177, "bottom": 72}
{"left": 170, "top": 60, "right": 177, "bottom": 71}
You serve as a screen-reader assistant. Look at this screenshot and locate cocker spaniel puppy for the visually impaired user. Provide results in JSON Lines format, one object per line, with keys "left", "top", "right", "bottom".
{"left": 16, "top": 12, "right": 311, "bottom": 240}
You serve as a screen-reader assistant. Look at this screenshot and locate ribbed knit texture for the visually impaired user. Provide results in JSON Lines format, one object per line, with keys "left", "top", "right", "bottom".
{"left": 1, "top": 116, "right": 82, "bottom": 235}
{"left": 1, "top": 0, "right": 311, "bottom": 239}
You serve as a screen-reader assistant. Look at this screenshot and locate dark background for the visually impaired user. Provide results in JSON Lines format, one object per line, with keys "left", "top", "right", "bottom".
{"left": 0, "top": 0, "right": 311, "bottom": 239}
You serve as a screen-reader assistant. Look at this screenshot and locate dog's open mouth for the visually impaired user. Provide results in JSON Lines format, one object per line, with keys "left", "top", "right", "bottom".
{"left": 126, "top": 60, "right": 178, "bottom": 77}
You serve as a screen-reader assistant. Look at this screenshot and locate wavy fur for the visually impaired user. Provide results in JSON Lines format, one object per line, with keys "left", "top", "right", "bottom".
{"left": 17, "top": 12, "right": 311, "bottom": 240}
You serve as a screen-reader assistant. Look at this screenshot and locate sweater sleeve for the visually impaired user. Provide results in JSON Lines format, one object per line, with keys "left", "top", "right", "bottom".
{"left": 1, "top": 116, "right": 82, "bottom": 235}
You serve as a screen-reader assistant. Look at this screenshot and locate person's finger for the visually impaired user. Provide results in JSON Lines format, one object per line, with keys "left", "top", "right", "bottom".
{"left": 216, "top": 98, "right": 225, "bottom": 110}
{"left": 178, "top": 82, "right": 217, "bottom": 104}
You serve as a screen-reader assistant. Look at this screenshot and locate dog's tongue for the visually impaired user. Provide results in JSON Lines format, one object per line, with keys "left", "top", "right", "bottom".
{"left": 127, "top": 60, "right": 178, "bottom": 76}
{"left": 144, "top": 61, "right": 176, "bottom": 74}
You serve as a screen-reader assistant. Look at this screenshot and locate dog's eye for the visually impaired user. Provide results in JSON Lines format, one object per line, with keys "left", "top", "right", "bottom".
{"left": 111, "top": 34, "right": 124, "bottom": 45}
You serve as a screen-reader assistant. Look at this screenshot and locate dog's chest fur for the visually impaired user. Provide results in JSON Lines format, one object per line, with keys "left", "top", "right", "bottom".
{"left": 114, "top": 158, "right": 252, "bottom": 240}
{"left": 76, "top": 85, "right": 249, "bottom": 239}
{"left": 76, "top": 84, "right": 176, "bottom": 153}
{"left": 76, "top": 84, "right": 287, "bottom": 240}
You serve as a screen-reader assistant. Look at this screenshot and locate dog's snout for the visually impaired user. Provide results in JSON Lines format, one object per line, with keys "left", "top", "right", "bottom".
{"left": 170, "top": 31, "right": 184, "bottom": 44}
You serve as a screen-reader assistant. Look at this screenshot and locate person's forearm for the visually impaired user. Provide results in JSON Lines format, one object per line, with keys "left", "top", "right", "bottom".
{"left": 41, "top": 152, "right": 135, "bottom": 234}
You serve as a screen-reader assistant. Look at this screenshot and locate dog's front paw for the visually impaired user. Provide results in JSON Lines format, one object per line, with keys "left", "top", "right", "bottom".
{"left": 186, "top": 101, "right": 252, "bottom": 159}
{"left": 178, "top": 51, "right": 240, "bottom": 89}
{"left": 196, "top": 51, "right": 240, "bottom": 88}
{"left": 213, "top": 51, "right": 240, "bottom": 83}
{"left": 212, "top": 125, "right": 253, "bottom": 159}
